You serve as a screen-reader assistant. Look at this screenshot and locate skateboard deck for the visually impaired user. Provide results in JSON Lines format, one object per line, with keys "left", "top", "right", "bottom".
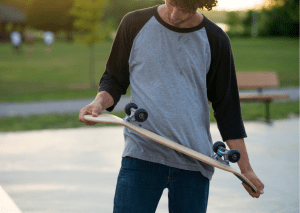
{"left": 84, "top": 113, "right": 257, "bottom": 193}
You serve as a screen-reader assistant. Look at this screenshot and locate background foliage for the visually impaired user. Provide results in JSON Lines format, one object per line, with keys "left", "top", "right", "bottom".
{"left": 1, "top": 0, "right": 298, "bottom": 41}
{"left": 226, "top": 0, "right": 299, "bottom": 38}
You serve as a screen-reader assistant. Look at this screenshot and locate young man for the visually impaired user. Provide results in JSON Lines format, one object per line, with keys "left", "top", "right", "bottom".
{"left": 79, "top": 0, "right": 264, "bottom": 212}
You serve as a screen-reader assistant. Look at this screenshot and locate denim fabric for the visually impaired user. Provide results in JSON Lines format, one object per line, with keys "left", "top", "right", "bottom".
{"left": 113, "top": 156, "right": 210, "bottom": 213}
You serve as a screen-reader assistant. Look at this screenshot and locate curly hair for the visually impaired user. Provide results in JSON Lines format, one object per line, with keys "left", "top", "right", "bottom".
{"left": 169, "top": 0, "right": 218, "bottom": 12}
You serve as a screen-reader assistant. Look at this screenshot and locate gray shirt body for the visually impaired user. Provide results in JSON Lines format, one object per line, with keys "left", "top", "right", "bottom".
{"left": 99, "top": 5, "right": 247, "bottom": 180}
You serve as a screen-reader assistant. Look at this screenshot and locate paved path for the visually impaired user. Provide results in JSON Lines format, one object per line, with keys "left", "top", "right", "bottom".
{"left": 0, "top": 97, "right": 131, "bottom": 117}
{"left": 0, "top": 118, "right": 298, "bottom": 213}
{"left": 0, "top": 87, "right": 298, "bottom": 117}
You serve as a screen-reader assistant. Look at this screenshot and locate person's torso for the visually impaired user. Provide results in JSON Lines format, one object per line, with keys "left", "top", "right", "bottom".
{"left": 122, "top": 6, "right": 215, "bottom": 179}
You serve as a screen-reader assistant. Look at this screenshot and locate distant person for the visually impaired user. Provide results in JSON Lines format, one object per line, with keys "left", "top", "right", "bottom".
{"left": 25, "top": 31, "right": 35, "bottom": 54}
{"left": 10, "top": 31, "right": 22, "bottom": 54}
{"left": 43, "top": 31, "right": 54, "bottom": 53}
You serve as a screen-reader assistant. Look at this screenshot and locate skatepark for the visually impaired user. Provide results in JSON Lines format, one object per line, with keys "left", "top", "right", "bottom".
{"left": 0, "top": 112, "right": 298, "bottom": 212}
{"left": 1, "top": 0, "right": 299, "bottom": 210}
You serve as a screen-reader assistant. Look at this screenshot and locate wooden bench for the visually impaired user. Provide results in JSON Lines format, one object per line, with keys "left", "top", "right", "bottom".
{"left": 236, "top": 72, "right": 289, "bottom": 123}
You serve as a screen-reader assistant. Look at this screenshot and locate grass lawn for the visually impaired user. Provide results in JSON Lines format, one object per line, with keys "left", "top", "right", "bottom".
{"left": 0, "top": 37, "right": 298, "bottom": 103}
{"left": 0, "top": 101, "right": 298, "bottom": 132}
{"left": 231, "top": 37, "right": 299, "bottom": 87}
{"left": 0, "top": 41, "right": 112, "bottom": 102}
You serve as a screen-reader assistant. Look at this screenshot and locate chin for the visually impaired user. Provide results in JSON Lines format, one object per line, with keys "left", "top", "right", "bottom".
{"left": 170, "top": 20, "right": 181, "bottom": 25}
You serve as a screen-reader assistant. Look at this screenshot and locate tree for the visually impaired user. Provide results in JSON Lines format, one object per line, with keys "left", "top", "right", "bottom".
{"left": 225, "top": 12, "right": 244, "bottom": 38}
{"left": 259, "top": 0, "right": 299, "bottom": 37}
{"left": 261, "top": 0, "right": 285, "bottom": 9}
{"left": 242, "top": 10, "right": 260, "bottom": 38}
{"left": 102, "top": 0, "right": 164, "bottom": 26}
{"left": 27, "top": 0, "right": 74, "bottom": 33}
{"left": 69, "top": 0, "right": 110, "bottom": 88}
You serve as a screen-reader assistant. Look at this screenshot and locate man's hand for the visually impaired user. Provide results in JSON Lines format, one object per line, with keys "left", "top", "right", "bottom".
{"left": 226, "top": 138, "right": 264, "bottom": 198}
{"left": 78, "top": 101, "right": 103, "bottom": 126}
{"left": 242, "top": 170, "right": 264, "bottom": 198}
{"left": 78, "top": 91, "right": 114, "bottom": 126}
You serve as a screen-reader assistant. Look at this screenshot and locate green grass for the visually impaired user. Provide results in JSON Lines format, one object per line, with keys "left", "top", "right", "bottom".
{"left": 0, "top": 111, "right": 127, "bottom": 132}
{"left": 240, "top": 101, "right": 299, "bottom": 121}
{"left": 0, "top": 41, "right": 112, "bottom": 102}
{"left": 231, "top": 37, "right": 299, "bottom": 87}
{"left": 1, "top": 101, "right": 298, "bottom": 132}
{"left": 0, "top": 38, "right": 299, "bottom": 102}
{"left": 0, "top": 37, "right": 299, "bottom": 103}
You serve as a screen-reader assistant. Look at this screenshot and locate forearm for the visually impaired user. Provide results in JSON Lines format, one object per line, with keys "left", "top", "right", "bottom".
{"left": 226, "top": 138, "right": 253, "bottom": 173}
{"left": 93, "top": 91, "right": 114, "bottom": 110}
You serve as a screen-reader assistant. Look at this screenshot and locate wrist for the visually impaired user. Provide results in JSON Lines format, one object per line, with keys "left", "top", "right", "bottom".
{"left": 94, "top": 91, "right": 114, "bottom": 109}
{"left": 240, "top": 164, "right": 254, "bottom": 174}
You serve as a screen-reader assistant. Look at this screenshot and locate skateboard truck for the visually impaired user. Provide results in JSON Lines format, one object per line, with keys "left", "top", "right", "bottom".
{"left": 212, "top": 141, "right": 241, "bottom": 165}
{"left": 124, "top": 103, "right": 148, "bottom": 123}
{"left": 212, "top": 142, "right": 256, "bottom": 192}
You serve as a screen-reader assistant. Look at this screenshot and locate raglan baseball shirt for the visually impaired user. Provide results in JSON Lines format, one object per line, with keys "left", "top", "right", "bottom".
{"left": 99, "top": 5, "right": 247, "bottom": 180}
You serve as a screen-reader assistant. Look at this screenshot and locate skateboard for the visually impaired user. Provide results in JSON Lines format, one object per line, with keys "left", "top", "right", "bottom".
{"left": 84, "top": 103, "right": 257, "bottom": 193}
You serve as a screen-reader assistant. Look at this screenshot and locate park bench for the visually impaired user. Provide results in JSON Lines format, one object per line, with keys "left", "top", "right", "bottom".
{"left": 236, "top": 72, "right": 289, "bottom": 124}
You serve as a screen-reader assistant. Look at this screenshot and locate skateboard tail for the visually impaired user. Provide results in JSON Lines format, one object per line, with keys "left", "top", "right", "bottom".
{"left": 234, "top": 174, "right": 257, "bottom": 193}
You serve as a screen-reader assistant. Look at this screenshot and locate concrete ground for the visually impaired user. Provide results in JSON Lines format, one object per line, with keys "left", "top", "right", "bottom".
{"left": 0, "top": 118, "right": 299, "bottom": 213}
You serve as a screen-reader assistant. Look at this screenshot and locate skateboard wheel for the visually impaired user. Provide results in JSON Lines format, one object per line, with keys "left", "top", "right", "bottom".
{"left": 134, "top": 109, "right": 148, "bottom": 122}
{"left": 228, "top": 149, "right": 240, "bottom": 163}
{"left": 213, "top": 141, "right": 226, "bottom": 153}
{"left": 125, "top": 103, "right": 138, "bottom": 115}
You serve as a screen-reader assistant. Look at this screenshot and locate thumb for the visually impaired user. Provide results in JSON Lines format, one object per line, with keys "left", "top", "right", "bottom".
{"left": 92, "top": 107, "right": 102, "bottom": 117}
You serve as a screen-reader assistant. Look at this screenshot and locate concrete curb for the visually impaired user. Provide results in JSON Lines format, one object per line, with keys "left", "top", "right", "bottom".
{"left": 0, "top": 185, "right": 23, "bottom": 213}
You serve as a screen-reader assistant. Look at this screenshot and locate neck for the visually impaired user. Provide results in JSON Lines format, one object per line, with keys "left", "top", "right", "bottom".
{"left": 158, "top": 5, "right": 203, "bottom": 28}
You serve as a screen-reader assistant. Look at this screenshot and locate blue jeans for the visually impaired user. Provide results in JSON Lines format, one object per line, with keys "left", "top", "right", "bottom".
{"left": 113, "top": 157, "right": 210, "bottom": 213}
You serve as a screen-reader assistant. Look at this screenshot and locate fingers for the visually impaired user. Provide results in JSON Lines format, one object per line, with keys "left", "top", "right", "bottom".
{"left": 242, "top": 182, "right": 264, "bottom": 198}
{"left": 78, "top": 108, "right": 86, "bottom": 123}
{"left": 242, "top": 183, "right": 258, "bottom": 198}
{"left": 241, "top": 170, "right": 265, "bottom": 198}
{"left": 85, "top": 121, "right": 99, "bottom": 126}
{"left": 92, "top": 109, "right": 100, "bottom": 117}
{"left": 79, "top": 105, "right": 102, "bottom": 126}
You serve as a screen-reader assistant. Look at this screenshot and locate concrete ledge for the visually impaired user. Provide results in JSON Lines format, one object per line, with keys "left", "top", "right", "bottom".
{"left": 0, "top": 185, "right": 22, "bottom": 213}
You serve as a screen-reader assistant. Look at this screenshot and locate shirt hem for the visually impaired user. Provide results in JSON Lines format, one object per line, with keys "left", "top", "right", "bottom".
{"left": 122, "top": 153, "right": 213, "bottom": 180}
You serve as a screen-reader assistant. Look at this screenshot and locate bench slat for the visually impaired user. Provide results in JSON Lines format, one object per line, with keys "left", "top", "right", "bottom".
{"left": 240, "top": 93, "right": 290, "bottom": 101}
{"left": 237, "top": 72, "right": 279, "bottom": 89}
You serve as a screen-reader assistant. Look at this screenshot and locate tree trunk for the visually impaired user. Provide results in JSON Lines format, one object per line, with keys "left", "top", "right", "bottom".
{"left": 251, "top": 11, "right": 259, "bottom": 38}
{"left": 89, "top": 43, "right": 96, "bottom": 88}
